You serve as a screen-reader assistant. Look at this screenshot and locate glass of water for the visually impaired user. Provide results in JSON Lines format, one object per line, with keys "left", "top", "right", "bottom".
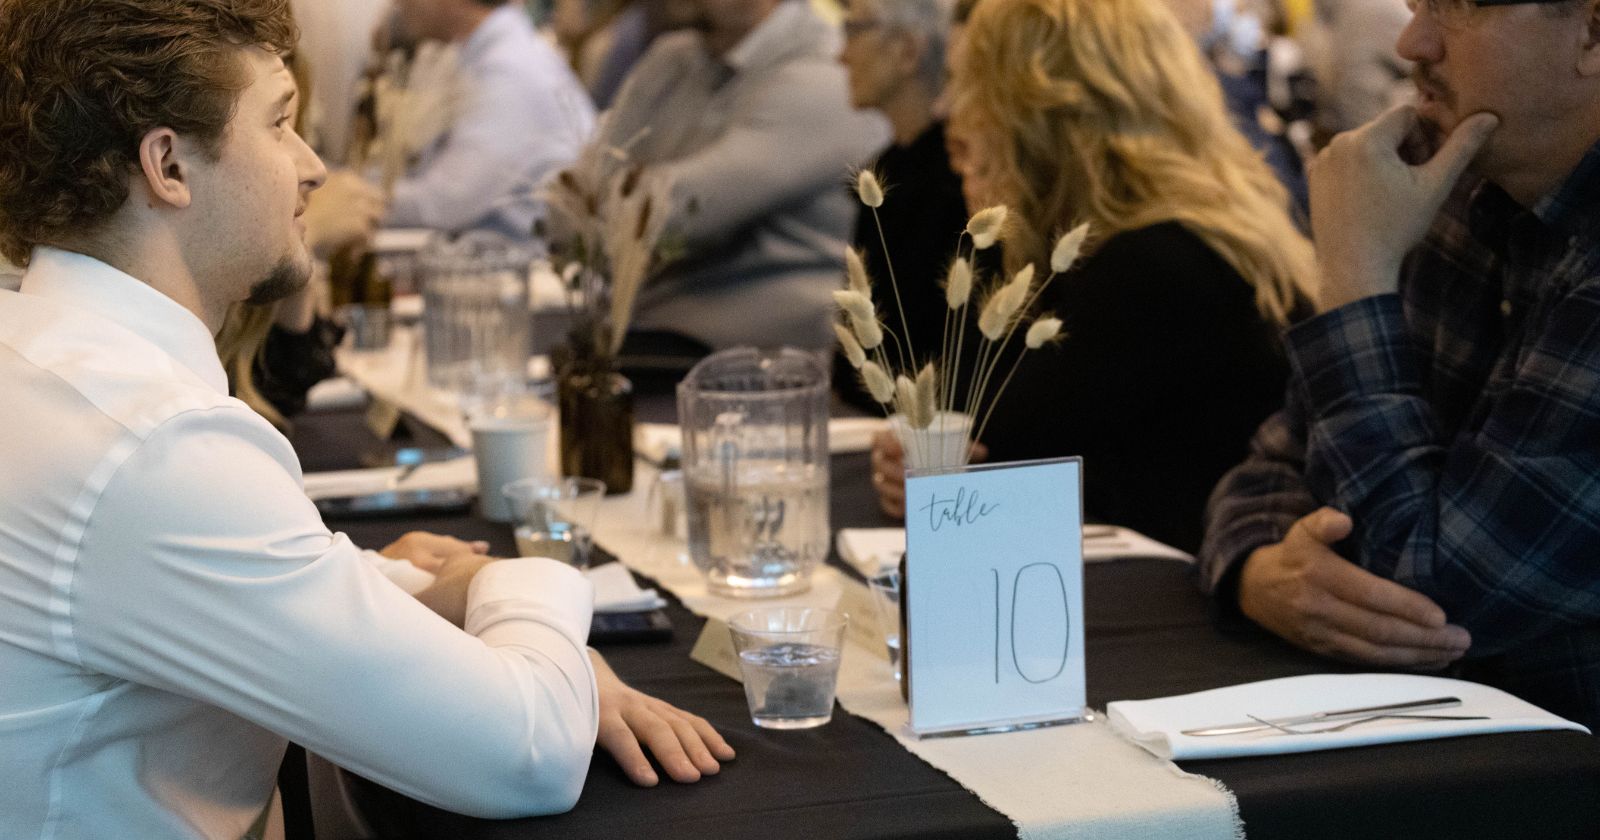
{"left": 678, "top": 348, "right": 830, "bottom": 598}
{"left": 866, "top": 570, "right": 903, "bottom": 682}
{"left": 728, "top": 607, "right": 848, "bottom": 730}
{"left": 502, "top": 476, "right": 606, "bottom": 568}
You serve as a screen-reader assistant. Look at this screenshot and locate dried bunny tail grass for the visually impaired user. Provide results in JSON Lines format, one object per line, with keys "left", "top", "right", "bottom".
{"left": 977, "top": 286, "right": 1010, "bottom": 341}
{"left": 861, "top": 361, "right": 896, "bottom": 403}
{"left": 835, "top": 322, "right": 868, "bottom": 368}
{"left": 852, "top": 312, "right": 884, "bottom": 350}
{"left": 1025, "top": 316, "right": 1063, "bottom": 349}
{"left": 914, "top": 362, "right": 938, "bottom": 426}
{"left": 944, "top": 256, "right": 973, "bottom": 309}
{"left": 1050, "top": 223, "right": 1090, "bottom": 274}
{"left": 993, "top": 263, "right": 1035, "bottom": 325}
{"left": 605, "top": 171, "right": 673, "bottom": 355}
{"left": 831, "top": 289, "right": 883, "bottom": 349}
{"left": 845, "top": 247, "right": 872, "bottom": 296}
{"left": 856, "top": 169, "right": 885, "bottom": 208}
{"left": 894, "top": 375, "right": 924, "bottom": 428}
{"left": 832, "top": 289, "right": 874, "bottom": 324}
{"left": 966, "top": 205, "right": 1009, "bottom": 250}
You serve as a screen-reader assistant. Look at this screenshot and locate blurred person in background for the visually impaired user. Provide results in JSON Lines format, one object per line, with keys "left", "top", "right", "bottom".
{"left": 387, "top": 0, "right": 595, "bottom": 235}
{"left": 871, "top": 0, "right": 1316, "bottom": 553}
{"left": 577, "top": 0, "right": 887, "bottom": 355}
{"left": 1299, "top": 0, "right": 1414, "bottom": 139}
{"left": 289, "top": 0, "right": 394, "bottom": 164}
{"left": 833, "top": 0, "right": 967, "bottom": 409}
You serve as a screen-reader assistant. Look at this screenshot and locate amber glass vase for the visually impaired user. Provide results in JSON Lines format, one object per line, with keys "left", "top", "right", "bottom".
{"left": 558, "top": 361, "right": 635, "bottom": 494}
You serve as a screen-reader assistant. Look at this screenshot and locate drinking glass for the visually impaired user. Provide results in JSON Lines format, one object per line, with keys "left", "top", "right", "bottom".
{"left": 728, "top": 607, "right": 848, "bottom": 729}
{"left": 502, "top": 476, "right": 606, "bottom": 568}
{"left": 678, "top": 348, "right": 830, "bottom": 597}
{"left": 866, "top": 569, "right": 903, "bottom": 682}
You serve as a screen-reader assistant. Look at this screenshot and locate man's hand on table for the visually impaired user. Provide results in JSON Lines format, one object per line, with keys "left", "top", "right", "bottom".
{"left": 1238, "top": 507, "right": 1471, "bottom": 669}
{"left": 380, "top": 530, "right": 490, "bottom": 573}
{"left": 589, "top": 651, "right": 735, "bottom": 786}
{"left": 1309, "top": 104, "right": 1497, "bottom": 312}
{"left": 870, "top": 430, "right": 988, "bottom": 519}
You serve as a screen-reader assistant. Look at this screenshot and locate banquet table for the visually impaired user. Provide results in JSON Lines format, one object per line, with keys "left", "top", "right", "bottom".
{"left": 292, "top": 404, "right": 1600, "bottom": 840}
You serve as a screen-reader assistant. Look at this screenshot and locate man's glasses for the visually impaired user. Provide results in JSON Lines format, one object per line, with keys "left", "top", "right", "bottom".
{"left": 1407, "top": 0, "right": 1579, "bottom": 25}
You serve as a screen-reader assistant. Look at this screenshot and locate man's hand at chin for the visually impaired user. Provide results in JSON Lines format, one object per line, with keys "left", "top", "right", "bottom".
{"left": 1309, "top": 105, "right": 1498, "bottom": 312}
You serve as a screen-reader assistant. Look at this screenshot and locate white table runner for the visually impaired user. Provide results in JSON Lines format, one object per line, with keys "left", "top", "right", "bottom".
{"left": 591, "top": 463, "right": 1242, "bottom": 840}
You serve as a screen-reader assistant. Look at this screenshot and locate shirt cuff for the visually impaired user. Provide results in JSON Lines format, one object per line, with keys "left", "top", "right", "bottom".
{"left": 465, "top": 558, "right": 595, "bottom": 646}
{"left": 1285, "top": 294, "right": 1421, "bottom": 415}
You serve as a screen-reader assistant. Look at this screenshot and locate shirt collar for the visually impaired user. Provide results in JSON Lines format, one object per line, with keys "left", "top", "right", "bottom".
{"left": 19, "top": 246, "right": 229, "bottom": 394}
{"left": 460, "top": 4, "right": 525, "bottom": 63}
{"left": 1530, "top": 136, "right": 1600, "bottom": 237}
{"left": 723, "top": 0, "right": 810, "bottom": 72}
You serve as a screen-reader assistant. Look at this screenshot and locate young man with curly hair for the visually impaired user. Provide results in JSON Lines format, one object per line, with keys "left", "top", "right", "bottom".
{"left": 0, "top": 2, "right": 730, "bottom": 836}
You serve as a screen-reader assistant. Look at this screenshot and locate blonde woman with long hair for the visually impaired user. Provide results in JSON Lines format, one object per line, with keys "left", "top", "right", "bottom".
{"left": 872, "top": 0, "right": 1315, "bottom": 552}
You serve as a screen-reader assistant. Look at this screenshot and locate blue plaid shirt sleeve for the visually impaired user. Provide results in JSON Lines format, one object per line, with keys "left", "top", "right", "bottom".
{"left": 1197, "top": 395, "right": 1320, "bottom": 595}
{"left": 1285, "top": 288, "right": 1600, "bottom": 655}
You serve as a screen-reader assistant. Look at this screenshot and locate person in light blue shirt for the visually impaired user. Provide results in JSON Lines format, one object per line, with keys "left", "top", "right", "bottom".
{"left": 389, "top": 0, "right": 596, "bottom": 236}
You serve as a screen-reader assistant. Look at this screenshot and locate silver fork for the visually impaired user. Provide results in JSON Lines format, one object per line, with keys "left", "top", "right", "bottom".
{"left": 1248, "top": 712, "right": 1489, "bottom": 735}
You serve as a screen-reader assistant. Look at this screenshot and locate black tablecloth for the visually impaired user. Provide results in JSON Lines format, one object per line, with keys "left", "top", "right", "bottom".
{"left": 297, "top": 408, "right": 1600, "bottom": 839}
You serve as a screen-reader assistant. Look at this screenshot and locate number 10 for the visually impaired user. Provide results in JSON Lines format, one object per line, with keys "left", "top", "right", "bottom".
{"left": 991, "top": 564, "right": 1071, "bottom": 684}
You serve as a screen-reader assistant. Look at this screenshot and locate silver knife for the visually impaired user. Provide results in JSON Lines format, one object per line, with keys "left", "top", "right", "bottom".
{"left": 1181, "top": 696, "right": 1462, "bottom": 737}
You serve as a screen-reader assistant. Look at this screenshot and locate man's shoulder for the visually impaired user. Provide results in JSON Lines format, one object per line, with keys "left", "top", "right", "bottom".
{"left": 0, "top": 291, "right": 245, "bottom": 439}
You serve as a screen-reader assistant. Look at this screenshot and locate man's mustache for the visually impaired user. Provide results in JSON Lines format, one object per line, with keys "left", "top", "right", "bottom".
{"left": 1411, "top": 64, "right": 1456, "bottom": 108}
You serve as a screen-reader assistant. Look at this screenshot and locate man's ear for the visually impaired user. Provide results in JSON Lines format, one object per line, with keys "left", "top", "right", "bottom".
{"left": 135, "top": 128, "right": 193, "bottom": 210}
{"left": 1578, "top": 0, "right": 1600, "bottom": 77}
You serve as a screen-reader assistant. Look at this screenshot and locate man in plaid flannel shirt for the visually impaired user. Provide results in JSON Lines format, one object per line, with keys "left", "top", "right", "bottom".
{"left": 1199, "top": 0, "right": 1600, "bottom": 726}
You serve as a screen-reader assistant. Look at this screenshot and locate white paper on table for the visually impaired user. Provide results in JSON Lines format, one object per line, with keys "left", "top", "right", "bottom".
{"left": 301, "top": 456, "right": 477, "bottom": 501}
{"left": 585, "top": 562, "right": 668, "bottom": 613}
{"left": 634, "top": 417, "right": 888, "bottom": 465}
{"left": 372, "top": 228, "right": 434, "bottom": 254}
{"left": 1107, "top": 673, "right": 1590, "bottom": 761}
{"left": 836, "top": 525, "right": 1190, "bottom": 577}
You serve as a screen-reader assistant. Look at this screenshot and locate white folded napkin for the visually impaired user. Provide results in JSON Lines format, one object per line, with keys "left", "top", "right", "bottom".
{"left": 1107, "top": 673, "right": 1590, "bottom": 761}
{"left": 633, "top": 417, "right": 889, "bottom": 465}
{"left": 301, "top": 456, "right": 477, "bottom": 501}
{"left": 586, "top": 562, "right": 668, "bottom": 613}
{"left": 836, "top": 528, "right": 904, "bottom": 576}
{"left": 835, "top": 525, "right": 1190, "bottom": 577}
{"left": 304, "top": 376, "right": 367, "bottom": 412}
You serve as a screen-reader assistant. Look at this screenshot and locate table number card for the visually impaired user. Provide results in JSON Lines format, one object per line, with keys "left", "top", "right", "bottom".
{"left": 904, "top": 457, "right": 1087, "bottom": 736}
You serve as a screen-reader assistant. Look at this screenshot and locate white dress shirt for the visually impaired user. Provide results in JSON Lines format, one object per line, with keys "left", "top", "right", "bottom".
{"left": 0, "top": 247, "right": 599, "bottom": 839}
{"left": 387, "top": 4, "right": 595, "bottom": 237}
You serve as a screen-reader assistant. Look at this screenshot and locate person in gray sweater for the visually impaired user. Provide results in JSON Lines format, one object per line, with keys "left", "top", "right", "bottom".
{"left": 586, "top": 0, "right": 888, "bottom": 352}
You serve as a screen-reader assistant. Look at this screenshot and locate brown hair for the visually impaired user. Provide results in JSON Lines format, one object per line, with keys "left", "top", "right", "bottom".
{"left": 0, "top": 0, "right": 298, "bottom": 265}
